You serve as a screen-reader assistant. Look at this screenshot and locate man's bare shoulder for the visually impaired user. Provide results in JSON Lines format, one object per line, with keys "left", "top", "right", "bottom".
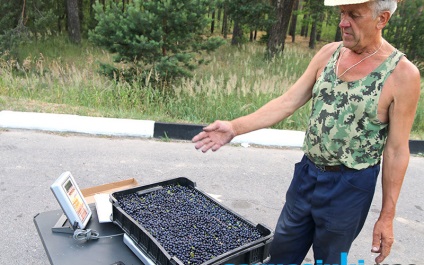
{"left": 312, "top": 42, "right": 340, "bottom": 60}
{"left": 391, "top": 56, "right": 421, "bottom": 96}
{"left": 394, "top": 56, "right": 420, "bottom": 79}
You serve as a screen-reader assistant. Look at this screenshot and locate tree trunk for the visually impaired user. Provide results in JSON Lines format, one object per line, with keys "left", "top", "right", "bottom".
{"left": 211, "top": 9, "right": 215, "bottom": 34}
{"left": 316, "top": 12, "right": 324, "bottom": 42}
{"left": 334, "top": 26, "right": 342, "bottom": 42}
{"left": 222, "top": 5, "right": 228, "bottom": 39}
{"left": 57, "top": 0, "right": 66, "bottom": 33}
{"left": 267, "top": 0, "right": 296, "bottom": 58}
{"left": 20, "top": 0, "right": 27, "bottom": 25}
{"left": 78, "top": 0, "right": 83, "bottom": 29}
{"left": 90, "top": 0, "right": 95, "bottom": 18}
{"left": 66, "top": 0, "right": 81, "bottom": 44}
{"left": 300, "top": 13, "right": 309, "bottom": 37}
{"left": 231, "top": 20, "right": 243, "bottom": 45}
{"left": 309, "top": 19, "right": 317, "bottom": 49}
{"left": 289, "top": 0, "right": 300, "bottom": 43}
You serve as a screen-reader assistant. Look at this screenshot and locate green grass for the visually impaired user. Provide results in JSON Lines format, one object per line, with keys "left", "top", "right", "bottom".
{"left": 0, "top": 36, "right": 423, "bottom": 139}
{"left": 411, "top": 81, "right": 424, "bottom": 139}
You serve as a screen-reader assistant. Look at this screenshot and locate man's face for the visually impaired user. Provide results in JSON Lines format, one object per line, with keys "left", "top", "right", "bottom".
{"left": 338, "top": 3, "right": 380, "bottom": 51}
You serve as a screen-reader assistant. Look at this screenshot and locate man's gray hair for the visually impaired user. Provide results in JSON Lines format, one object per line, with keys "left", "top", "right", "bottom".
{"left": 369, "top": 0, "right": 398, "bottom": 18}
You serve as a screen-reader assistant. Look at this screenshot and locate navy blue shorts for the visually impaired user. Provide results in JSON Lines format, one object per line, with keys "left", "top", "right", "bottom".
{"left": 268, "top": 155, "right": 380, "bottom": 264}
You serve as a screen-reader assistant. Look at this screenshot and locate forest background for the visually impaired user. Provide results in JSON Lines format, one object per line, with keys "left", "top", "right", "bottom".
{"left": 0, "top": 0, "right": 423, "bottom": 139}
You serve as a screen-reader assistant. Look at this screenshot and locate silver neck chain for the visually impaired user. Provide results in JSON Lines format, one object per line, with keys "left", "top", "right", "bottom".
{"left": 336, "top": 42, "right": 384, "bottom": 79}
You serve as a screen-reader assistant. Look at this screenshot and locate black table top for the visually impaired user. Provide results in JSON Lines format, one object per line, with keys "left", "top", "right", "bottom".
{"left": 34, "top": 205, "right": 143, "bottom": 265}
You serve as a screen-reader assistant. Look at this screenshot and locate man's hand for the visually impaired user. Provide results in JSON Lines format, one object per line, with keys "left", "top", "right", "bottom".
{"left": 372, "top": 218, "right": 395, "bottom": 264}
{"left": 192, "top": 120, "right": 236, "bottom": 153}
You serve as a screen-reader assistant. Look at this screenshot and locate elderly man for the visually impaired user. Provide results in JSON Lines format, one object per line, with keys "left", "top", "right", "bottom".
{"left": 192, "top": 0, "right": 421, "bottom": 264}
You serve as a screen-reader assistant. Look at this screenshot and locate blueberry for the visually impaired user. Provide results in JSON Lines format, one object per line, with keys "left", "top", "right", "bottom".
{"left": 116, "top": 184, "right": 262, "bottom": 265}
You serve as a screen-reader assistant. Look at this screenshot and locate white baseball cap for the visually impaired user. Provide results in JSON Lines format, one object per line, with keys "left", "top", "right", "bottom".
{"left": 324, "top": 0, "right": 372, "bottom": 6}
{"left": 325, "top": 0, "right": 401, "bottom": 6}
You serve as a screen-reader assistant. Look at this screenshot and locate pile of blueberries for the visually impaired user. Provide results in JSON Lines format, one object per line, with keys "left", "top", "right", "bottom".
{"left": 116, "top": 184, "right": 262, "bottom": 265}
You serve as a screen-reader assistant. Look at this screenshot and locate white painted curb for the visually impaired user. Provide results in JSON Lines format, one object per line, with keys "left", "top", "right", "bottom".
{"left": 0, "top": 110, "right": 155, "bottom": 137}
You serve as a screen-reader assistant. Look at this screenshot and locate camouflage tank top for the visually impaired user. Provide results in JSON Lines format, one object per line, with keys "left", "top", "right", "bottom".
{"left": 303, "top": 44, "right": 404, "bottom": 170}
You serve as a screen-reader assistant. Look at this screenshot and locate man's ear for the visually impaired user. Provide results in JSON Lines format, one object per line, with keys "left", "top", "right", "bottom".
{"left": 377, "top": 11, "right": 391, "bottom": 29}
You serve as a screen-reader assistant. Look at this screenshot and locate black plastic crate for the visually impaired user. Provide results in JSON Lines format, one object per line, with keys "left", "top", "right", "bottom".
{"left": 110, "top": 177, "right": 273, "bottom": 265}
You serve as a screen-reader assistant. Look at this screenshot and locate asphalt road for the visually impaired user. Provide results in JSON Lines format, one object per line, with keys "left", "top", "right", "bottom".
{"left": 0, "top": 129, "right": 423, "bottom": 265}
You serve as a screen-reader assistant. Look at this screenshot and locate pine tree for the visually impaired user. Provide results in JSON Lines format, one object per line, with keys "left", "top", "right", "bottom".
{"left": 89, "top": 0, "right": 225, "bottom": 85}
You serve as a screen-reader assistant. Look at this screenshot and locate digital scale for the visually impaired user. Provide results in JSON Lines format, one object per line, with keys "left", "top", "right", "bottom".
{"left": 50, "top": 171, "right": 92, "bottom": 233}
